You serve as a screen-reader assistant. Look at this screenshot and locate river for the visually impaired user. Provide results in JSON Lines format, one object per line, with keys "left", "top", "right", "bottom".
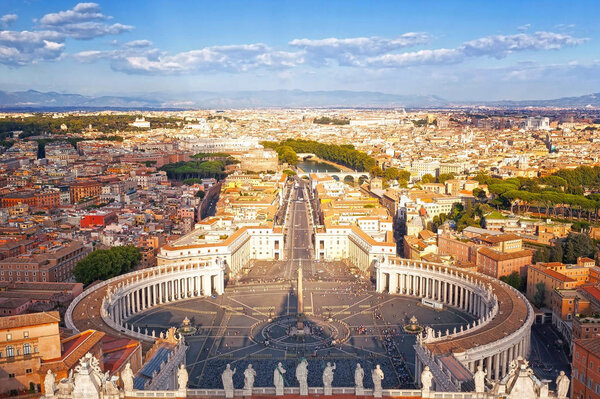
{"left": 297, "top": 160, "right": 340, "bottom": 173}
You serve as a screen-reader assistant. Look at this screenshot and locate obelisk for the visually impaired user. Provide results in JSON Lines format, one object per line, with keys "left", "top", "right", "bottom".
{"left": 297, "top": 265, "right": 303, "bottom": 315}
{"left": 297, "top": 262, "right": 304, "bottom": 331}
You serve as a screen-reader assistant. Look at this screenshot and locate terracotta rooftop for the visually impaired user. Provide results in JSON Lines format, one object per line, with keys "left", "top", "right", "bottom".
{"left": 0, "top": 310, "right": 60, "bottom": 330}
{"left": 478, "top": 247, "right": 533, "bottom": 262}
{"left": 574, "top": 337, "right": 600, "bottom": 355}
{"left": 41, "top": 329, "right": 106, "bottom": 373}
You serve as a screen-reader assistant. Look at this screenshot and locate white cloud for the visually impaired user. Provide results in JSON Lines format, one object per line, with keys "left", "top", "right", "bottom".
{"left": 460, "top": 31, "right": 586, "bottom": 58}
{"left": 123, "top": 39, "right": 153, "bottom": 48}
{"left": 0, "top": 14, "right": 18, "bottom": 28}
{"left": 517, "top": 24, "right": 531, "bottom": 32}
{"left": 39, "top": 2, "right": 132, "bottom": 40}
{"left": 366, "top": 31, "right": 587, "bottom": 68}
{"left": 0, "top": 30, "right": 65, "bottom": 65}
{"left": 366, "top": 48, "right": 463, "bottom": 67}
{"left": 289, "top": 33, "right": 429, "bottom": 66}
{"left": 75, "top": 42, "right": 303, "bottom": 74}
{"left": 40, "top": 3, "right": 105, "bottom": 25}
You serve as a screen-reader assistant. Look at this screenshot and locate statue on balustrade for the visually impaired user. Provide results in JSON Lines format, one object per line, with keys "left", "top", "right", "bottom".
{"left": 120, "top": 363, "right": 134, "bottom": 393}
{"left": 323, "top": 362, "right": 336, "bottom": 394}
{"left": 556, "top": 371, "right": 570, "bottom": 399}
{"left": 178, "top": 364, "right": 189, "bottom": 392}
{"left": 421, "top": 366, "right": 433, "bottom": 393}
{"left": 372, "top": 365, "right": 384, "bottom": 397}
{"left": 474, "top": 364, "right": 487, "bottom": 393}
{"left": 244, "top": 364, "right": 256, "bottom": 392}
{"left": 296, "top": 358, "right": 308, "bottom": 395}
{"left": 354, "top": 363, "right": 364, "bottom": 389}
{"left": 222, "top": 364, "right": 236, "bottom": 397}
{"left": 274, "top": 362, "right": 286, "bottom": 395}
{"left": 44, "top": 370, "right": 56, "bottom": 398}
{"left": 355, "top": 363, "right": 364, "bottom": 395}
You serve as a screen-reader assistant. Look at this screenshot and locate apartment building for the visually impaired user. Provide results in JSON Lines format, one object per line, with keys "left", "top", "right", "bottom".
{"left": 69, "top": 180, "right": 102, "bottom": 203}
{"left": 0, "top": 241, "right": 90, "bottom": 283}
{"left": 0, "top": 311, "right": 61, "bottom": 395}
{"left": 572, "top": 338, "right": 600, "bottom": 399}
{"left": 312, "top": 176, "right": 396, "bottom": 272}
{"left": 527, "top": 260, "right": 598, "bottom": 308}
{"left": 157, "top": 173, "right": 286, "bottom": 278}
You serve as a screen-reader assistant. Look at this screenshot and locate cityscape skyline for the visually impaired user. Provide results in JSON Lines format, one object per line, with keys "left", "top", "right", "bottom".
{"left": 1, "top": 0, "right": 600, "bottom": 101}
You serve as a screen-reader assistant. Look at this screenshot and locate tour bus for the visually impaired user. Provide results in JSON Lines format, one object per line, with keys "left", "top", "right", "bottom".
{"left": 421, "top": 298, "right": 444, "bottom": 310}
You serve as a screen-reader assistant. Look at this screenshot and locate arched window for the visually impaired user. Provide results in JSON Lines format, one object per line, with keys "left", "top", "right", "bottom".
{"left": 6, "top": 346, "right": 14, "bottom": 357}
{"left": 23, "top": 343, "right": 31, "bottom": 355}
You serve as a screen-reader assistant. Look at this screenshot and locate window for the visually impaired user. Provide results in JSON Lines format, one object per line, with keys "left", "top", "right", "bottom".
{"left": 23, "top": 343, "right": 31, "bottom": 355}
{"left": 6, "top": 333, "right": 11, "bottom": 341}
{"left": 8, "top": 373, "right": 14, "bottom": 378}
{"left": 6, "top": 346, "right": 14, "bottom": 357}
{"left": 26, "top": 368, "right": 32, "bottom": 374}
{"left": 23, "top": 331, "right": 28, "bottom": 338}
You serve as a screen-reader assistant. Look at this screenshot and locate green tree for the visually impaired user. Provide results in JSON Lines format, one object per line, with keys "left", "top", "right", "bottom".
{"left": 421, "top": 173, "right": 435, "bottom": 184}
{"left": 562, "top": 232, "right": 596, "bottom": 264}
{"left": 533, "top": 281, "right": 546, "bottom": 308}
{"left": 533, "top": 247, "right": 551, "bottom": 263}
{"left": 550, "top": 244, "right": 564, "bottom": 263}
{"left": 500, "top": 271, "right": 525, "bottom": 291}
{"left": 397, "top": 170, "right": 411, "bottom": 182}
{"left": 438, "top": 173, "right": 455, "bottom": 184}
{"left": 384, "top": 167, "right": 403, "bottom": 181}
{"left": 472, "top": 187, "right": 487, "bottom": 200}
{"left": 370, "top": 166, "right": 384, "bottom": 177}
{"left": 74, "top": 246, "right": 141, "bottom": 285}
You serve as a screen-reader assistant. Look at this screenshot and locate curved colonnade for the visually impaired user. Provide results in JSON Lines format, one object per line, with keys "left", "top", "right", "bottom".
{"left": 66, "top": 260, "right": 225, "bottom": 341}
{"left": 375, "top": 257, "right": 534, "bottom": 392}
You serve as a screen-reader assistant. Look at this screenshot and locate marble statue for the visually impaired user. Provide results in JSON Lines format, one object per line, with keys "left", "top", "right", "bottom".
{"left": 296, "top": 358, "right": 309, "bottom": 396}
{"left": 274, "top": 362, "right": 286, "bottom": 395}
{"left": 556, "top": 371, "right": 570, "bottom": 399}
{"left": 177, "top": 364, "right": 189, "bottom": 392}
{"left": 44, "top": 370, "right": 56, "bottom": 398}
{"left": 222, "top": 364, "right": 236, "bottom": 398}
{"left": 121, "top": 363, "right": 134, "bottom": 393}
{"left": 474, "top": 364, "right": 486, "bottom": 393}
{"left": 243, "top": 364, "right": 256, "bottom": 393}
{"left": 421, "top": 366, "right": 433, "bottom": 393}
{"left": 355, "top": 363, "right": 365, "bottom": 395}
{"left": 323, "top": 362, "right": 336, "bottom": 395}
{"left": 355, "top": 363, "right": 364, "bottom": 388}
{"left": 372, "top": 365, "right": 384, "bottom": 398}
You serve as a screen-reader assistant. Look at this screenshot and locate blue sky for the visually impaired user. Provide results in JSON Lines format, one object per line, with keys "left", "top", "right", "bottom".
{"left": 0, "top": 0, "right": 599, "bottom": 100}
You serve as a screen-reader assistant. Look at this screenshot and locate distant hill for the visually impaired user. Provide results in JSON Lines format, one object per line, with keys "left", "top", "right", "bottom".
{"left": 485, "top": 93, "right": 600, "bottom": 108}
{"left": 0, "top": 89, "right": 163, "bottom": 109}
{"left": 0, "top": 89, "right": 599, "bottom": 110}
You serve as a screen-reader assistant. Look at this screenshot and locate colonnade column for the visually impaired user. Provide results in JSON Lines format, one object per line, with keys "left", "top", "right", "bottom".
{"left": 494, "top": 353, "right": 500, "bottom": 380}
{"left": 399, "top": 273, "right": 404, "bottom": 294}
{"left": 389, "top": 273, "right": 398, "bottom": 294}
{"left": 203, "top": 274, "right": 212, "bottom": 296}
